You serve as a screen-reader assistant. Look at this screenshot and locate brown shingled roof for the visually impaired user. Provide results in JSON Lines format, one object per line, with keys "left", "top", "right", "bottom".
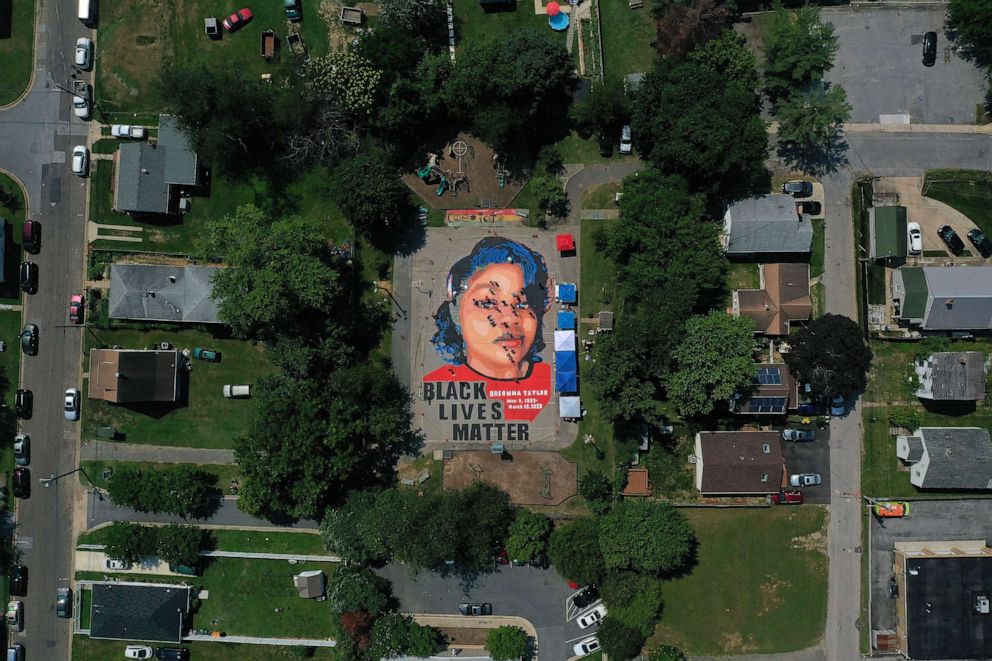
{"left": 736, "top": 263, "right": 812, "bottom": 335}
{"left": 697, "top": 431, "right": 786, "bottom": 494}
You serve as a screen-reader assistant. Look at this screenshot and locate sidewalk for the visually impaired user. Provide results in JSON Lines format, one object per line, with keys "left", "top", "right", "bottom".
{"left": 80, "top": 440, "right": 236, "bottom": 465}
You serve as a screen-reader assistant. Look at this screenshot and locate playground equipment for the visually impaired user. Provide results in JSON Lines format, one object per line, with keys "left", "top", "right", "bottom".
{"left": 449, "top": 171, "right": 470, "bottom": 197}
{"left": 418, "top": 153, "right": 442, "bottom": 183}
{"left": 493, "top": 154, "right": 509, "bottom": 189}
{"left": 436, "top": 174, "right": 449, "bottom": 196}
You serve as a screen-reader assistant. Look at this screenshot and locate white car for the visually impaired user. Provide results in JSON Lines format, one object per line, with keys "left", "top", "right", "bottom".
{"left": 71, "top": 146, "right": 89, "bottom": 176}
{"left": 577, "top": 604, "right": 607, "bottom": 629}
{"left": 573, "top": 636, "right": 600, "bottom": 657}
{"left": 908, "top": 221, "right": 922, "bottom": 255}
{"left": 72, "top": 93, "right": 89, "bottom": 119}
{"left": 106, "top": 558, "right": 132, "bottom": 570}
{"left": 619, "top": 124, "right": 632, "bottom": 154}
{"left": 64, "top": 387, "right": 80, "bottom": 421}
{"left": 124, "top": 646, "right": 153, "bottom": 659}
{"left": 790, "top": 473, "right": 822, "bottom": 487}
{"left": 74, "top": 37, "right": 93, "bottom": 70}
{"left": 111, "top": 124, "right": 146, "bottom": 139}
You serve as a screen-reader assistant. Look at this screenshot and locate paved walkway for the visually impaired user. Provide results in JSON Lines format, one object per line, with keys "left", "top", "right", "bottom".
{"left": 579, "top": 209, "right": 619, "bottom": 219}
{"left": 183, "top": 634, "right": 336, "bottom": 647}
{"left": 80, "top": 440, "right": 236, "bottom": 465}
{"left": 563, "top": 160, "right": 643, "bottom": 224}
{"left": 202, "top": 550, "right": 339, "bottom": 562}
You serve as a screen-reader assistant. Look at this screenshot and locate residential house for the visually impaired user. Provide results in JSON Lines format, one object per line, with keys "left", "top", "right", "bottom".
{"left": 694, "top": 431, "right": 786, "bottom": 495}
{"left": 113, "top": 114, "right": 200, "bottom": 215}
{"left": 85, "top": 581, "right": 191, "bottom": 643}
{"left": 892, "top": 267, "right": 992, "bottom": 331}
{"left": 896, "top": 427, "right": 992, "bottom": 489}
{"left": 88, "top": 349, "right": 183, "bottom": 404}
{"left": 915, "top": 351, "right": 986, "bottom": 401}
{"left": 731, "top": 364, "right": 798, "bottom": 415}
{"left": 722, "top": 194, "right": 813, "bottom": 258}
{"left": 109, "top": 264, "right": 222, "bottom": 324}
{"left": 868, "top": 205, "right": 908, "bottom": 261}
{"left": 732, "top": 263, "right": 812, "bottom": 335}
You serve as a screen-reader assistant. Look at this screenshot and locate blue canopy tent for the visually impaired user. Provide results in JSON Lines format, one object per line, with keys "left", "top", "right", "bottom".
{"left": 556, "top": 367, "right": 578, "bottom": 393}
{"left": 557, "top": 310, "right": 576, "bottom": 330}
{"left": 558, "top": 283, "right": 577, "bottom": 304}
{"left": 555, "top": 350, "right": 577, "bottom": 371}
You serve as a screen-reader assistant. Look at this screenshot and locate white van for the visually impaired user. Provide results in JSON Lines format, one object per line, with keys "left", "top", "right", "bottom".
{"left": 77, "top": 0, "right": 93, "bottom": 24}
{"left": 223, "top": 384, "right": 251, "bottom": 398}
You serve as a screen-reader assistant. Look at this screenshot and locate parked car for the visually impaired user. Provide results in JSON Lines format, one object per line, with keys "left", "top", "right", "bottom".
{"left": 874, "top": 501, "right": 910, "bottom": 518}
{"left": 74, "top": 37, "right": 93, "bottom": 69}
{"left": 15, "top": 389, "right": 32, "bottom": 419}
{"left": 72, "top": 91, "right": 89, "bottom": 119}
{"left": 572, "top": 584, "right": 599, "bottom": 608}
{"left": 458, "top": 603, "right": 492, "bottom": 616}
{"left": 618, "top": 125, "right": 632, "bottom": 154}
{"left": 64, "top": 388, "right": 80, "bottom": 421}
{"left": 796, "top": 201, "right": 822, "bottom": 216}
{"left": 56, "top": 587, "right": 71, "bottom": 618}
{"left": 781, "top": 180, "right": 813, "bottom": 198}
{"left": 69, "top": 294, "right": 84, "bottom": 324}
{"left": 830, "top": 396, "right": 846, "bottom": 416}
{"left": 110, "top": 124, "right": 146, "bottom": 139}
{"left": 106, "top": 558, "right": 132, "bottom": 571}
{"left": 597, "top": 133, "right": 612, "bottom": 157}
{"left": 770, "top": 490, "right": 804, "bottom": 505}
{"left": 5, "top": 601, "right": 22, "bottom": 632}
{"left": 937, "top": 224, "right": 965, "bottom": 254}
{"left": 13, "top": 434, "right": 29, "bottom": 466}
{"left": 222, "top": 7, "right": 253, "bottom": 30}
{"left": 12, "top": 468, "right": 29, "bottom": 499}
{"left": 782, "top": 428, "right": 815, "bottom": 442}
{"left": 19, "top": 261, "right": 37, "bottom": 294}
{"left": 192, "top": 347, "right": 221, "bottom": 362}
{"left": 9, "top": 566, "right": 26, "bottom": 597}
{"left": 22, "top": 219, "right": 40, "bottom": 254}
{"left": 20, "top": 323, "right": 38, "bottom": 355}
{"left": 922, "top": 30, "right": 937, "bottom": 67}
{"left": 573, "top": 636, "right": 601, "bottom": 657}
{"left": 968, "top": 228, "right": 992, "bottom": 258}
{"left": 907, "top": 221, "right": 922, "bottom": 255}
{"left": 71, "top": 145, "right": 89, "bottom": 176}
{"left": 796, "top": 402, "right": 823, "bottom": 416}
{"left": 223, "top": 384, "right": 251, "bottom": 398}
{"left": 577, "top": 604, "right": 607, "bottom": 629}
{"left": 497, "top": 548, "right": 509, "bottom": 565}
{"left": 789, "top": 473, "right": 822, "bottom": 487}
{"left": 155, "top": 649, "right": 190, "bottom": 661}
{"left": 125, "top": 647, "right": 154, "bottom": 660}
{"left": 284, "top": 0, "right": 302, "bottom": 20}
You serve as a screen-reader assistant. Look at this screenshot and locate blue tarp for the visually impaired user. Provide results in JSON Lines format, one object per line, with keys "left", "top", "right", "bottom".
{"left": 558, "top": 283, "right": 577, "bottom": 304}
{"left": 556, "top": 351, "right": 577, "bottom": 371}
{"left": 556, "top": 369, "right": 578, "bottom": 393}
{"left": 557, "top": 310, "right": 576, "bottom": 329}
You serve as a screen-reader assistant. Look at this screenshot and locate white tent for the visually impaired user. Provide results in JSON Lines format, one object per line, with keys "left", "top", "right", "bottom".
{"left": 560, "top": 396, "right": 581, "bottom": 418}
{"left": 554, "top": 330, "right": 576, "bottom": 352}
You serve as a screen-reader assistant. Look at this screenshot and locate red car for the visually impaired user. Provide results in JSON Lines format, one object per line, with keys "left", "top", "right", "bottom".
{"left": 69, "top": 294, "right": 84, "bottom": 324}
{"left": 222, "top": 8, "right": 253, "bottom": 31}
{"left": 770, "top": 490, "right": 804, "bottom": 505}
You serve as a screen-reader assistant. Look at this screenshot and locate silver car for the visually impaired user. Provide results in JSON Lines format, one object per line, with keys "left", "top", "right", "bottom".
{"left": 74, "top": 37, "right": 93, "bottom": 70}
{"left": 64, "top": 388, "right": 80, "bottom": 421}
{"left": 789, "top": 473, "right": 822, "bottom": 487}
{"left": 71, "top": 146, "right": 89, "bottom": 176}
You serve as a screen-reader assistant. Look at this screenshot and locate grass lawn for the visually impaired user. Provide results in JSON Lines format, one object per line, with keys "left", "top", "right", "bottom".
{"left": 579, "top": 218, "right": 619, "bottom": 312}
{"left": 79, "top": 460, "right": 241, "bottom": 490}
{"left": 649, "top": 507, "right": 828, "bottom": 655}
{"left": 923, "top": 170, "right": 992, "bottom": 236}
{"left": 0, "top": 173, "right": 26, "bottom": 304}
{"left": 581, "top": 182, "right": 622, "bottom": 209}
{"left": 561, "top": 323, "right": 616, "bottom": 478}
{"left": 452, "top": 0, "right": 554, "bottom": 46}
{"left": 82, "top": 328, "right": 274, "bottom": 449}
{"left": 0, "top": 310, "right": 22, "bottom": 435}
{"left": 73, "top": 638, "right": 335, "bottom": 661}
{"left": 810, "top": 281, "right": 825, "bottom": 319}
{"left": 726, "top": 262, "right": 759, "bottom": 292}
{"left": 94, "top": 0, "right": 330, "bottom": 116}
{"left": 598, "top": 0, "right": 655, "bottom": 78}
{"left": 556, "top": 132, "right": 631, "bottom": 166}
{"left": 810, "top": 218, "right": 825, "bottom": 279}
{"left": 0, "top": 0, "right": 35, "bottom": 106}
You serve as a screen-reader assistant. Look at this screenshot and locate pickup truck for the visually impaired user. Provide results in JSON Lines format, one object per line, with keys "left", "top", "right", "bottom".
{"left": 110, "top": 124, "right": 146, "bottom": 139}
{"left": 72, "top": 80, "right": 90, "bottom": 119}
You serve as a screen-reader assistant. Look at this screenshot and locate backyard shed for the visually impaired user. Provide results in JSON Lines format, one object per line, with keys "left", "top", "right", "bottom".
{"left": 868, "top": 206, "right": 908, "bottom": 261}
{"left": 294, "top": 570, "right": 327, "bottom": 599}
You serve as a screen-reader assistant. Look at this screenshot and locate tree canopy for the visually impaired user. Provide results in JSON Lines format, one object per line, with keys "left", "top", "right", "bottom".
{"left": 368, "top": 613, "right": 446, "bottom": 660}
{"left": 783, "top": 313, "right": 872, "bottom": 400}
{"left": 329, "top": 565, "right": 395, "bottom": 614}
{"left": 506, "top": 509, "right": 552, "bottom": 564}
{"left": 486, "top": 626, "right": 529, "bottom": 661}
{"left": 104, "top": 521, "right": 157, "bottom": 566}
{"left": 762, "top": 2, "right": 838, "bottom": 101}
{"left": 687, "top": 30, "right": 760, "bottom": 95}
{"left": 947, "top": 0, "right": 992, "bottom": 67}
{"left": 598, "top": 500, "right": 695, "bottom": 575}
{"left": 775, "top": 82, "right": 851, "bottom": 174}
{"left": 156, "top": 524, "right": 207, "bottom": 568}
{"left": 331, "top": 148, "right": 417, "bottom": 249}
{"left": 598, "top": 616, "right": 647, "bottom": 661}
{"left": 548, "top": 517, "right": 605, "bottom": 585}
{"left": 579, "top": 471, "right": 614, "bottom": 515}
{"left": 601, "top": 571, "right": 666, "bottom": 635}
{"left": 106, "top": 465, "right": 219, "bottom": 519}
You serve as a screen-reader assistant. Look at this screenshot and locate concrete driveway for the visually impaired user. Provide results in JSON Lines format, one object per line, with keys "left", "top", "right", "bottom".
{"left": 874, "top": 176, "right": 980, "bottom": 256}
{"left": 825, "top": 7, "right": 987, "bottom": 124}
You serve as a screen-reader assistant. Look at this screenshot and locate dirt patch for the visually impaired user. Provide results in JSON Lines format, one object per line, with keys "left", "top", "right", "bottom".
{"left": 721, "top": 631, "right": 759, "bottom": 654}
{"left": 790, "top": 529, "right": 827, "bottom": 554}
{"left": 439, "top": 628, "right": 489, "bottom": 645}
{"left": 442, "top": 450, "right": 577, "bottom": 505}
{"left": 758, "top": 575, "right": 788, "bottom": 615}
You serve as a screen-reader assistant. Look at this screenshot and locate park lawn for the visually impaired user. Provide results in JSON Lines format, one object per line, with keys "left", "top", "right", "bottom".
{"left": 94, "top": 0, "right": 330, "bottom": 116}
{"left": 79, "top": 460, "right": 241, "bottom": 490}
{"left": 82, "top": 328, "right": 274, "bottom": 449}
{"left": 0, "top": 310, "right": 21, "bottom": 432}
{"left": 581, "top": 182, "right": 621, "bottom": 209}
{"left": 862, "top": 413, "right": 920, "bottom": 498}
{"left": 556, "top": 132, "right": 627, "bottom": 166}
{"left": 452, "top": 0, "right": 554, "bottom": 46}
{"left": 579, "top": 218, "right": 619, "bottom": 312}
{"left": 73, "top": 638, "right": 335, "bottom": 661}
{"left": 0, "top": 173, "right": 26, "bottom": 303}
{"left": 810, "top": 218, "right": 825, "bottom": 279}
{"left": 0, "top": 0, "right": 35, "bottom": 106}
{"left": 561, "top": 324, "right": 615, "bottom": 478}
{"left": 923, "top": 170, "right": 992, "bottom": 237}
{"left": 649, "top": 507, "right": 828, "bottom": 655}
{"left": 598, "top": 0, "right": 655, "bottom": 78}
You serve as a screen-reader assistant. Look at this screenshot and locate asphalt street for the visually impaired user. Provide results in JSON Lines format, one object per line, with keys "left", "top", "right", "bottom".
{"left": 0, "top": 0, "right": 92, "bottom": 657}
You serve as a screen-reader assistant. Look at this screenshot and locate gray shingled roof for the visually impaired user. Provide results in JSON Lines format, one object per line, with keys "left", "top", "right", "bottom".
{"left": 925, "top": 352, "right": 986, "bottom": 401}
{"left": 918, "top": 427, "right": 992, "bottom": 489}
{"left": 158, "top": 114, "right": 199, "bottom": 186}
{"left": 89, "top": 582, "right": 190, "bottom": 643}
{"left": 109, "top": 264, "right": 222, "bottom": 323}
{"left": 725, "top": 195, "right": 813, "bottom": 254}
{"left": 921, "top": 267, "right": 992, "bottom": 330}
{"left": 116, "top": 143, "right": 170, "bottom": 214}
{"left": 902, "top": 435, "right": 924, "bottom": 463}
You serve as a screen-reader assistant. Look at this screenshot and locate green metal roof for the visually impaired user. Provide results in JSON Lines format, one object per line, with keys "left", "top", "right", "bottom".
{"left": 872, "top": 206, "right": 908, "bottom": 258}
{"left": 901, "top": 267, "right": 929, "bottom": 319}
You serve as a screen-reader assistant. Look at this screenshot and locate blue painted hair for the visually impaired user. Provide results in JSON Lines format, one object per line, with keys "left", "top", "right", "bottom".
{"left": 432, "top": 237, "right": 550, "bottom": 366}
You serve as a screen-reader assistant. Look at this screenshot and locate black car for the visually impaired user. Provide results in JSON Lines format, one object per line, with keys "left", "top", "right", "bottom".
{"left": 458, "top": 603, "right": 492, "bottom": 616}
{"left": 156, "top": 648, "right": 190, "bottom": 661}
{"left": 598, "top": 133, "right": 613, "bottom": 158}
{"left": 937, "top": 224, "right": 965, "bottom": 255}
{"left": 12, "top": 467, "right": 29, "bottom": 499}
{"left": 14, "top": 389, "right": 32, "bottom": 420}
{"left": 56, "top": 586, "right": 71, "bottom": 618}
{"left": 781, "top": 180, "right": 814, "bottom": 198}
{"left": 20, "top": 323, "right": 38, "bottom": 356}
{"left": 968, "top": 228, "right": 992, "bottom": 258}
{"left": 922, "top": 31, "right": 937, "bottom": 67}
{"left": 572, "top": 584, "right": 600, "bottom": 609}
{"left": 9, "top": 565, "right": 27, "bottom": 597}
{"left": 18, "top": 262, "right": 37, "bottom": 294}
{"left": 22, "top": 219, "right": 40, "bottom": 254}
{"left": 796, "top": 201, "right": 821, "bottom": 216}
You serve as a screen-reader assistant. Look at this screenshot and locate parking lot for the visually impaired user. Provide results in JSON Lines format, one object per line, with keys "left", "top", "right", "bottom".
{"left": 825, "top": 7, "right": 987, "bottom": 124}
{"left": 869, "top": 499, "right": 992, "bottom": 633}
{"left": 780, "top": 425, "right": 832, "bottom": 505}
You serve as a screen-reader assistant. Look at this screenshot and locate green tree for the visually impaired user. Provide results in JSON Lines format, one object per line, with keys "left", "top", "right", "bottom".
{"left": 237, "top": 365, "right": 419, "bottom": 521}
{"left": 579, "top": 471, "right": 613, "bottom": 515}
{"left": 631, "top": 61, "right": 767, "bottom": 196}
{"left": 306, "top": 53, "right": 382, "bottom": 116}
{"left": 687, "top": 30, "right": 759, "bottom": 94}
{"left": 548, "top": 518, "right": 604, "bottom": 585}
{"left": 506, "top": 509, "right": 552, "bottom": 563}
{"left": 328, "top": 565, "right": 394, "bottom": 614}
{"left": 104, "top": 522, "right": 158, "bottom": 566}
{"left": 376, "top": 0, "right": 447, "bottom": 32}
{"left": 321, "top": 490, "right": 391, "bottom": 564}
{"left": 775, "top": 83, "right": 852, "bottom": 174}
{"left": 106, "top": 466, "right": 219, "bottom": 518}
{"left": 762, "top": 2, "right": 838, "bottom": 101}
{"left": 598, "top": 616, "right": 646, "bottom": 661}
{"left": 406, "top": 621, "right": 447, "bottom": 657}
{"left": 650, "top": 0, "right": 736, "bottom": 57}
{"left": 331, "top": 148, "right": 416, "bottom": 248}
{"left": 156, "top": 524, "right": 207, "bottom": 568}
{"left": 531, "top": 176, "right": 569, "bottom": 219}
{"left": 650, "top": 644, "right": 688, "bottom": 661}
{"left": 783, "top": 313, "right": 873, "bottom": 400}
{"left": 601, "top": 571, "right": 665, "bottom": 635}
{"left": 947, "top": 0, "right": 992, "bottom": 67}
{"left": 598, "top": 500, "right": 695, "bottom": 575}
{"left": 666, "top": 312, "right": 757, "bottom": 417}
{"left": 570, "top": 77, "right": 631, "bottom": 137}
{"left": 486, "top": 626, "right": 529, "bottom": 661}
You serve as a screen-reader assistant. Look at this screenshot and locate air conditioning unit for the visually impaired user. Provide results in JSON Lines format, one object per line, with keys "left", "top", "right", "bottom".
{"left": 976, "top": 595, "right": 990, "bottom": 614}
{"left": 687, "top": 455, "right": 698, "bottom": 464}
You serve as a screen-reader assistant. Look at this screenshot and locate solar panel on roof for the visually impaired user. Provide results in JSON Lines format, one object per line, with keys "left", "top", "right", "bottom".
{"left": 745, "top": 396, "right": 787, "bottom": 413}
{"left": 754, "top": 367, "right": 783, "bottom": 385}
